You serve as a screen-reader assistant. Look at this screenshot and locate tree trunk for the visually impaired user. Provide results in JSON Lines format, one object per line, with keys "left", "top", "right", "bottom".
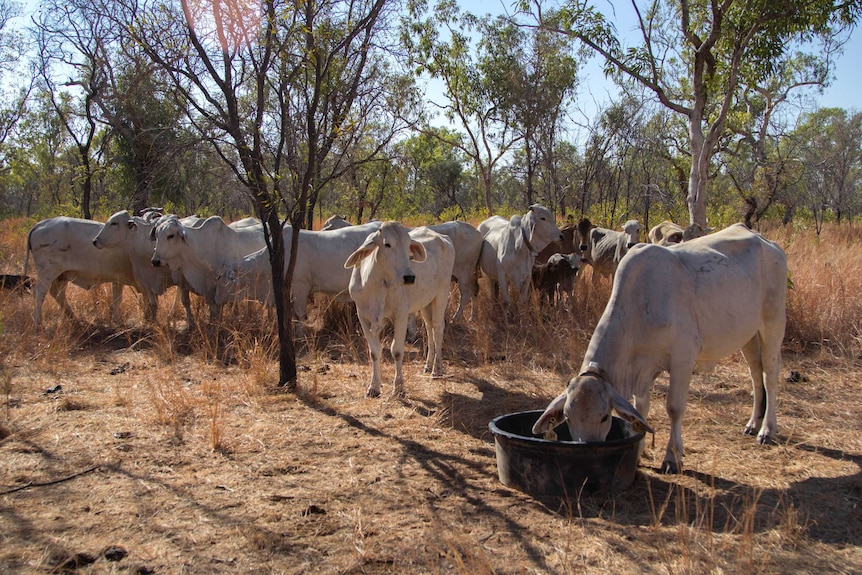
{"left": 481, "top": 168, "right": 493, "bottom": 217}
{"left": 262, "top": 207, "right": 297, "bottom": 389}
{"left": 687, "top": 127, "right": 710, "bottom": 227}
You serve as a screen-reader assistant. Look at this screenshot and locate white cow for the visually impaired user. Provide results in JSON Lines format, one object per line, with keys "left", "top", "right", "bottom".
{"left": 214, "top": 221, "right": 383, "bottom": 327}
{"left": 25, "top": 217, "right": 137, "bottom": 327}
{"left": 93, "top": 210, "right": 195, "bottom": 325}
{"left": 426, "top": 220, "right": 482, "bottom": 321}
{"left": 532, "top": 224, "right": 787, "bottom": 473}
{"left": 478, "top": 204, "right": 564, "bottom": 306}
{"left": 578, "top": 218, "right": 643, "bottom": 284}
{"left": 321, "top": 214, "right": 352, "bottom": 230}
{"left": 150, "top": 214, "right": 265, "bottom": 321}
{"left": 345, "top": 222, "right": 455, "bottom": 398}
{"left": 648, "top": 220, "right": 685, "bottom": 246}
{"left": 649, "top": 220, "right": 711, "bottom": 246}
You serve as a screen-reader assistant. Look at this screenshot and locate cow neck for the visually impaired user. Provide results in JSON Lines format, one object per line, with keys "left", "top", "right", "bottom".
{"left": 520, "top": 224, "right": 537, "bottom": 257}
{"left": 579, "top": 361, "right": 611, "bottom": 384}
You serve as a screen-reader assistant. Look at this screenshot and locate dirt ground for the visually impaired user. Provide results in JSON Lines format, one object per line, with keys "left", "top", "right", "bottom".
{"left": 0, "top": 294, "right": 860, "bottom": 575}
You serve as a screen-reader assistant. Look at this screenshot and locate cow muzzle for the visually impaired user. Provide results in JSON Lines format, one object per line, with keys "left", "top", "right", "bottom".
{"left": 403, "top": 274, "right": 416, "bottom": 285}
{"left": 579, "top": 244, "right": 588, "bottom": 252}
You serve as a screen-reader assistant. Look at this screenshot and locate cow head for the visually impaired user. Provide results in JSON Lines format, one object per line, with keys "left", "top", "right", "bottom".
{"left": 532, "top": 371, "right": 653, "bottom": 443}
{"left": 621, "top": 219, "right": 643, "bottom": 249}
{"left": 524, "top": 204, "right": 564, "bottom": 254}
{"left": 93, "top": 210, "right": 138, "bottom": 249}
{"left": 576, "top": 217, "right": 595, "bottom": 260}
{"left": 151, "top": 216, "right": 186, "bottom": 267}
{"left": 344, "top": 222, "right": 425, "bottom": 286}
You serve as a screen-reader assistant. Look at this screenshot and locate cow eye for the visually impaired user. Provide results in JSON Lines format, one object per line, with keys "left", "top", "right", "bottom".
{"left": 384, "top": 242, "right": 391, "bottom": 248}
{"left": 600, "top": 414, "right": 609, "bottom": 423}
{"left": 167, "top": 234, "right": 175, "bottom": 239}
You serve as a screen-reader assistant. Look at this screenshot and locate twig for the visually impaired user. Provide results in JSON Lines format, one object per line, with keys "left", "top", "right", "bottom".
{"left": 0, "top": 464, "right": 101, "bottom": 495}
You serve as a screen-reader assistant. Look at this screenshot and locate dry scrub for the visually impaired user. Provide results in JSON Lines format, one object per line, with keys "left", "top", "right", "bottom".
{"left": 0, "top": 219, "right": 860, "bottom": 574}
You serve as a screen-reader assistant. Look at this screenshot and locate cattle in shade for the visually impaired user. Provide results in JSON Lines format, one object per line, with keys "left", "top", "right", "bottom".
{"left": 577, "top": 218, "right": 643, "bottom": 284}
{"left": 532, "top": 253, "right": 580, "bottom": 309}
{"left": 345, "top": 222, "right": 455, "bottom": 398}
{"left": 478, "top": 204, "right": 564, "bottom": 306}
{"left": 150, "top": 214, "right": 265, "bottom": 322}
{"left": 214, "top": 221, "right": 383, "bottom": 331}
{"left": 532, "top": 224, "right": 787, "bottom": 473}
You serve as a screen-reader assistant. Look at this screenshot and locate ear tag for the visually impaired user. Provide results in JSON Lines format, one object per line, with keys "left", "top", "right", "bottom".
{"left": 542, "top": 416, "right": 558, "bottom": 441}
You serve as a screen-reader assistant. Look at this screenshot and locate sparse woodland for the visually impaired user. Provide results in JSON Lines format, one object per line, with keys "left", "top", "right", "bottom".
{"left": 1, "top": 0, "right": 862, "bottom": 573}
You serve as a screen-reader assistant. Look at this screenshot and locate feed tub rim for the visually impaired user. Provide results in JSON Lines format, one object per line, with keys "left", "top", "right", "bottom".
{"left": 488, "top": 409, "right": 645, "bottom": 446}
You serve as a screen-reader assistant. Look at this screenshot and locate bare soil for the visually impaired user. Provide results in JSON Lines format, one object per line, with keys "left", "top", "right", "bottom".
{"left": 0, "top": 290, "right": 860, "bottom": 575}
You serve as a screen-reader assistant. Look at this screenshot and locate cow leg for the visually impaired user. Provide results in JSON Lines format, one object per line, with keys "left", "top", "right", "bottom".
{"left": 32, "top": 278, "right": 52, "bottom": 327}
{"left": 741, "top": 333, "right": 780, "bottom": 444}
{"left": 661, "top": 366, "right": 695, "bottom": 474}
{"left": 357, "top": 314, "right": 384, "bottom": 398}
{"left": 180, "top": 287, "right": 194, "bottom": 327}
{"left": 293, "top": 287, "right": 309, "bottom": 339}
{"left": 142, "top": 288, "right": 158, "bottom": 322}
{"left": 468, "top": 271, "right": 479, "bottom": 321}
{"left": 451, "top": 278, "right": 466, "bottom": 322}
{"left": 49, "top": 280, "right": 76, "bottom": 321}
{"left": 632, "top": 390, "right": 652, "bottom": 462}
{"left": 422, "top": 295, "right": 447, "bottom": 377}
{"left": 390, "top": 312, "right": 410, "bottom": 397}
{"left": 110, "top": 282, "right": 124, "bottom": 324}
{"left": 496, "top": 266, "right": 511, "bottom": 307}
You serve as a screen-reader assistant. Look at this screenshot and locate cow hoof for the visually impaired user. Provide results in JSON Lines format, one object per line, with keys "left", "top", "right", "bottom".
{"left": 743, "top": 422, "right": 760, "bottom": 436}
{"left": 365, "top": 387, "right": 381, "bottom": 399}
{"left": 660, "top": 460, "right": 681, "bottom": 474}
{"left": 756, "top": 433, "right": 776, "bottom": 446}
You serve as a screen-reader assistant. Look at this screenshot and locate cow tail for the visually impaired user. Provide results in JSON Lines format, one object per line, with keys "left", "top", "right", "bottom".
{"left": 23, "top": 225, "right": 33, "bottom": 278}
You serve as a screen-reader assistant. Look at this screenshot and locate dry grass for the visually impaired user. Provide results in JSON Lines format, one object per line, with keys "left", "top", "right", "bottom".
{"left": 0, "top": 220, "right": 860, "bottom": 574}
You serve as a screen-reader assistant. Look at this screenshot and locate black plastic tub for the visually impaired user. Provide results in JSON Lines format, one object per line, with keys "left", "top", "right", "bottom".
{"left": 489, "top": 410, "right": 644, "bottom": 497}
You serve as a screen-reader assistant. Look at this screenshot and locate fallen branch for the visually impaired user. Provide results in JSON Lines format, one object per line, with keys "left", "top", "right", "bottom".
{"left": 0, "top": 464, "right": 101, "bottom": 495}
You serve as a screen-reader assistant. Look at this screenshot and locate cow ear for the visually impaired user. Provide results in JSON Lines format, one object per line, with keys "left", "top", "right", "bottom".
{"left": 178, "top": 227, "right": 187, "bottom": 242}
{"left": 409, "top": 240, "right": 427, "bottom": 262}
{"left": 345, "top": 231, "right": 380, "bottom": 268}
{"left": 532, "top": 391, "right": 568, "bottom": 435}
{"left": 608, "top": 386, "right": 654, "bottom": 435}
{"left": 149, "top": 227, "right": 157, "bottom": 242}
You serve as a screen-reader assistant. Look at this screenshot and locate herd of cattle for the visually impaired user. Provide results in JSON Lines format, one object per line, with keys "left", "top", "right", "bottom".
{"left": 19, "top": 206, "right": 787, "bottom": 472}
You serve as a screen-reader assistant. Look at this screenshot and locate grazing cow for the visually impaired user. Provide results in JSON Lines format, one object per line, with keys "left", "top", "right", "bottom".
{"left": 25, "top": 217, "right": 137, "bottom": 327}
{"left": 648, "top": 221, "right": 685, "bottom": 246}
{"left": 578, "top": 218, "right": 643, "bottom": 283}
{"left": 532, "top": 224, "right": 787, "bottom": 473}
{"left": 345, "top": 222, "right": 455, "bottom": 398}
{"left": 478, "top": 204, "right": 564, "bottom": 306}
{"left": 532, "top": 253, "right": 580, "bottom": 309}
{"left": 93, "top": 210, "right": 195, "bottom": 325}
{"left": 214, "top": 221, "right": 383, "bottom": 329}
{"left": 150, "top": 215, "right": 265, "bottom": 321}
